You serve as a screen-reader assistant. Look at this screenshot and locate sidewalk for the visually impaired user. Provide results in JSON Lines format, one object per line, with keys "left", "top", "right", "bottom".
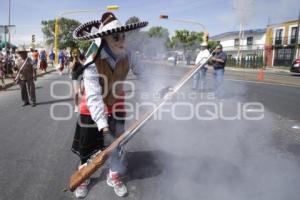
{"left": 144, "top": 60, "right": 292, "bottom": 74}
{"left": 225, "top": 66, "right": 291, "bottom": 74}
{"left": 0, "top": 65, "right": 58, "bottom": 91}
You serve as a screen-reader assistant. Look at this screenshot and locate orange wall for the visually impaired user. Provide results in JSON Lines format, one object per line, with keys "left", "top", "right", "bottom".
{"left": 264, "top": 20, "right": 299, "bottom": 66}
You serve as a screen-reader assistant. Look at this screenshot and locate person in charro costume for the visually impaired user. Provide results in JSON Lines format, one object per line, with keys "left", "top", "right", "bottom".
{"left": 14, "top": 46, "right": 37, "bottom": 107}
{"left": 71, "top": 12, "right": 148, "bottom": 198}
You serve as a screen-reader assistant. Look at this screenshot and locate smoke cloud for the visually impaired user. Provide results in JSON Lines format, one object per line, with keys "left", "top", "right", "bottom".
{"left": 122, "top": 31, "right": 300, "bottom": 200}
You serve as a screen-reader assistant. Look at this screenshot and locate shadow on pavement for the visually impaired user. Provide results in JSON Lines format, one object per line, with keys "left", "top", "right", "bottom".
{"left": 87, "top": 150, "right": 165, "bottom": 190}
{"left": 126, "top": 150, "right": 164, "bottom": 180}
{"left": 84, "top": 150, "right": 243, "bottom": 199}
{"left": 37, "top": 98, "right": 73, "bottom": 105}
{"left": 5, "top": 86, "right": 43, "bottom": 92}
{"left": 287, "top": 143, "right": 300, "bottom": 158}
{"left": 291, "top": 74, "right": 300, "bottom": 77}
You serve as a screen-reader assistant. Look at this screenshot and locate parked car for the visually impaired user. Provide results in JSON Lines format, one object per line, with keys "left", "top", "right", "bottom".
{"left": 167, "top": 56, "right": 175, "bottom": 61}
{"left": 290, "top": 58, "right": 300, "bottom": 73}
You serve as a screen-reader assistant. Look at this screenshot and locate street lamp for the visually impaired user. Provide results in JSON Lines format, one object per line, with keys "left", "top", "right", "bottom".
{"left": 159, "top": 14, "right": 207, "bottom": 31}
{"left": 159, "top": 14, "right": 209, "bottom": 50}
{"left": 54, "top": 5, "right": 119, "bottom": 64}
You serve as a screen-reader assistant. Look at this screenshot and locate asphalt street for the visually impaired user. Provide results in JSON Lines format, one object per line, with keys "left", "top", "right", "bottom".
{"left": 1, "top": 66, "right": 300, "bottom": 200}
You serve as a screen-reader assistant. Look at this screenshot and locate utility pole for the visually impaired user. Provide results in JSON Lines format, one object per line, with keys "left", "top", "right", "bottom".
{"left": 237, "top": 22, "right": 245, "bottom": 59}
{"left": 8, "top": 0, "right": 11, "bottom": 46}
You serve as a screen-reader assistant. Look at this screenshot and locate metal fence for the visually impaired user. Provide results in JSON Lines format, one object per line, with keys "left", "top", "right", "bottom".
{"left": 227, "top": 55, "right": 264, "bottom": 68}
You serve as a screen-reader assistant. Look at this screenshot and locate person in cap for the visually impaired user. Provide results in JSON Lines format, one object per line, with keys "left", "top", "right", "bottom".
{"left": 71, "top": 12, "right": 148, "bottom": 198}
{"left": 211, "top": 44, "right": 227, "bottom": 98}
{"left": 192, "top": 42, "right": 211, "bottom": 91}
{"left": 14, "top": 46, "right": 37, "bottom": 107}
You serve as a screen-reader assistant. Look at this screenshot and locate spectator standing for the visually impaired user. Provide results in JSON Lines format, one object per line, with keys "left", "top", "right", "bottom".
{"left": 211, "top": 44, "right": 227, "bottom": 98}
{"left": 192, "top": 42, "right": 211, "bottom": 91}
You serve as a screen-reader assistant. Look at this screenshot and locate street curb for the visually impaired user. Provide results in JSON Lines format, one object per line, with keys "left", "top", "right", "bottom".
{"left": 143, "top": 60, "right": 291, "bottom": 74}
{"left": 0, "top": 68, "right": 57, "bottom": 91}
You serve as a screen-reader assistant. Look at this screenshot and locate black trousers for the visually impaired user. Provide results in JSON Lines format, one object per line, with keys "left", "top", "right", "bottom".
{"left": 72, "top": 112, "right": 125, "bottom": 164}
{"left": 19, "top": 79, "right": 36, "bottom": 103}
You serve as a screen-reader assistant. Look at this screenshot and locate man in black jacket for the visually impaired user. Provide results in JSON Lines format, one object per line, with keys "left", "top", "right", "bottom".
{"left": 211, "top": 44, "right": 227, "bottom": 98}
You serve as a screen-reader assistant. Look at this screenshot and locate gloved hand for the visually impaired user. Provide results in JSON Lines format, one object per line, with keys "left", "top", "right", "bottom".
{"left": 103, "top": 129, "right": 115, "bottom": 147}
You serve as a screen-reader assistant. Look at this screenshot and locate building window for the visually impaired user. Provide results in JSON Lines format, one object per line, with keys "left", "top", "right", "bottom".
{"left": 284, "top": 48, "right": 292, "bottom": 60}
{"left": 234, "top": 38, "right": 239, "bottom": 46}
{"left": 290, "top": 27, "right": 298, "bottom": 44}
{"left": 277, "top": 49, "right": 284, "bottom": 59}
{"left": 247, "top": 37, "right": 253, "bottom": 46}
{"left": 275, "top": 29, "right": 283, "bottom": 45}
{"left": 274, "top": 47, "right": 295, "bottom": 66}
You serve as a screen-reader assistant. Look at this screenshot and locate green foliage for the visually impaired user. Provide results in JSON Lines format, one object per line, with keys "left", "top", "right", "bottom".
{"left": 41, "top": 17, "right": 91, "bottom": 51}
{"left": 148, "top": 26, "right": 169, "bottom": 38}
{"left": 125, "top": 16, "right": 141, "bottom": 25}
{"left": 78, "top": 40, "right": 93, "bottom": 53}
{"left": 207, "top": 40, "right": 218, "bottom": 50}
{"left": 169, "top": 30, "right": 203, "bottom": 51}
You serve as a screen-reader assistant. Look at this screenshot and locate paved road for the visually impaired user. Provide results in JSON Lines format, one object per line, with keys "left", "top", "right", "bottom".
{"left": 1, "top": 66, "right": 300, "bottom": 200}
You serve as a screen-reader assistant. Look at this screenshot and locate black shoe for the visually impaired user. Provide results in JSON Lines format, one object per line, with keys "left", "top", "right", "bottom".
{"left": 32, "top": 102, "right": 36, "bottom": 107}
{"left": 22, "top": 102, "right": 30, "bottom": 107}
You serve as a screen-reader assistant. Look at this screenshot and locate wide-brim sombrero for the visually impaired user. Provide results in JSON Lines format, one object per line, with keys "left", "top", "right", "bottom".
{"left": 73, "top": 12, "right": 148, "bottom": 40}
{"left": 16, "top": 45, "right": 30, "bottom": 53}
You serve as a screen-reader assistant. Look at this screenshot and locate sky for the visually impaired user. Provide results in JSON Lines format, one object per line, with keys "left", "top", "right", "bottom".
{"left": 0, "top": 0, "right": 299, "bottom": 45}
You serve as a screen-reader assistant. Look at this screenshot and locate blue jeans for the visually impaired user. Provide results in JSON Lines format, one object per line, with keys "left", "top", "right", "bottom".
{"left": 213, "top": 68, "right": 225, "bottom": 97}
{"left": 192, "top": 67, "right": 207, "bottom": 90}
{"left": 108, "top": 113, "right": 127, "bottom": 174}
{"left": 109, "top": 146, "right": 126, "bottom": 174}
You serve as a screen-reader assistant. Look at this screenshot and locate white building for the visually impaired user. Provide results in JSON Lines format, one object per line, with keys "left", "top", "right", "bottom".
{"left": 211, "top": 29, "right": 266, "bottom": 59}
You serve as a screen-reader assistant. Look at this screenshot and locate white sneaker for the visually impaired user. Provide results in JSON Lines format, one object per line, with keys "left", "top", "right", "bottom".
{"left": 107, "top": 170, "right": 127, "bottom": 197}
{"left": 74, "top": 105, "right": 78, "bottom": 113}
{"left": 74, "top": 178, "right": 90, "bottom": 199}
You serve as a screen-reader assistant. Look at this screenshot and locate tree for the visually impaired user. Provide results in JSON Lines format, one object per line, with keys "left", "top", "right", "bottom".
{"left": 144, "top": 26, "right": 170, "bottom": 58}
{"left": 148, "top": 26, "right": 169, "bottom": 38}
{"left": 41, "top": 17, "right": 92, "bottom": 52}
{"left": 125, "top": 16, "right": 140, "bottom": 25}
{"left": 169, "top": 29, "right": 203, "bottom": 51}
{"left": 125, "top": 16, "right": 144, "bottom": 53}
{"left": 77, "top": 40, "right": 93, "bottom": 53}
{"left": 207, "top": 40, "right": 218, "bottom": 50}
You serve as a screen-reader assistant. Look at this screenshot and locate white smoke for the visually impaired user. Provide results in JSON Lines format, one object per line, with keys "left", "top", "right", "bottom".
{"left": 232, "top": 0, "right": 256, "bottom": 25}
{"left": 123, "top": 26, "right": 300, "bottom": 200}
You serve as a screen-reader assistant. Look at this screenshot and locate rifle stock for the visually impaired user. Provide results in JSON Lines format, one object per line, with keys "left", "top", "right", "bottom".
{"left": 69, "top": 49, "right": 216, "bottom": 191}
{"left": 69, "top": 132, "right": 125, "bottom": 191}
